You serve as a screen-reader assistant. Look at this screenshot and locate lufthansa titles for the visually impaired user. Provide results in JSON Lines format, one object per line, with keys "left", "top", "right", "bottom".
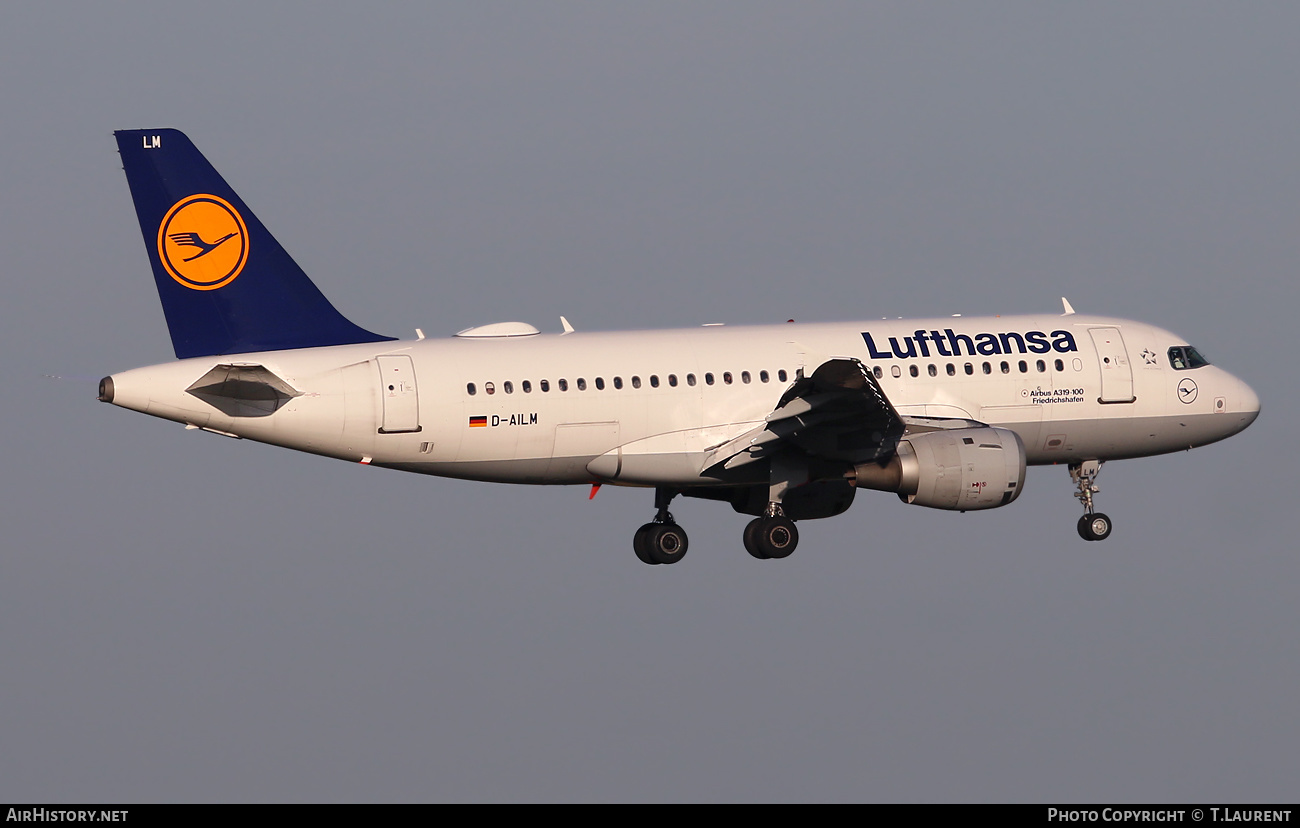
{"left": 863, "top": 328, "right": 1078, "bottom": 360}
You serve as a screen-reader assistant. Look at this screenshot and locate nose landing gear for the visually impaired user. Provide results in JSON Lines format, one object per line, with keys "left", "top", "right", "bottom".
{"left": 1071, "top": 460, "right": 1113, "bottom": 541}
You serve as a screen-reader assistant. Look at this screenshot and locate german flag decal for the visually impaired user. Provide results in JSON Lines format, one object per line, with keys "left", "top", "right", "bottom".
{"left": 469, "top": 416, "right": 487, "bottom": 428}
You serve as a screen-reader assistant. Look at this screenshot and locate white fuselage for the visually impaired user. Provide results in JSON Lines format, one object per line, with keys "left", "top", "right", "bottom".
{"left": 104, "top": 313, "right": 1260, "bottom": 488}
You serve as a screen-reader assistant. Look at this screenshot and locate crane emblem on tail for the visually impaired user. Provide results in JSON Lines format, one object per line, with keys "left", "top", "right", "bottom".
{"left": 155, "top": 193, "right": 250, "bottom": 291}
{"left": 167, "top": 231, "right": 240, "bottom": 261}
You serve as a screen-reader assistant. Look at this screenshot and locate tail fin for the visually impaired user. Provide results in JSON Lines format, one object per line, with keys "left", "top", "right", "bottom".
{"left": 115, "top": 129, "right": 393, "bottom": 359}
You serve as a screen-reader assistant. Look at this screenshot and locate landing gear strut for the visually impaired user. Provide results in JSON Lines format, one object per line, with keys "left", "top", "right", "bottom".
{"left": 743, "top": 503, "right": 799, "bottom": 560}
{"left": 743, "top": 456, "right": 802, "bottom": 560}
{"left": 1070, "top": 460, "right": 1113, "bottom": 541}
{"left": 633, "top": 487, "right": 689, "bottom": 565}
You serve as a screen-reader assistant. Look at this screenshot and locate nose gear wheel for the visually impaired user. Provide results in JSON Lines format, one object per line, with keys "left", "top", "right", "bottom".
{"left": 1070, "top": 460, "right": 1114, "bottom": 541}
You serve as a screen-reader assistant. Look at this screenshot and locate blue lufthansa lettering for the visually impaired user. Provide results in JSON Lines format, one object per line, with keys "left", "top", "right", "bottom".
{"left": 861, "top": 328, "right": 1079, "bottom": 359}
{"left": 863, "top": 332, "right": 892, "bottom": 360}
{"left": 998, "top": 332, "right": 1025, "bottom": 354}
{"left": 889, "top": 335, "right": 917, "bottom": 359}
{"left": 1051, "top": 330, "right": 1078, "bottom": 353}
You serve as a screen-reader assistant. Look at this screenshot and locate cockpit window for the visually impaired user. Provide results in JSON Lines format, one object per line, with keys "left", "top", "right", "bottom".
{"left": 1168, "top": 346, "right": 1210, "bottom": 370}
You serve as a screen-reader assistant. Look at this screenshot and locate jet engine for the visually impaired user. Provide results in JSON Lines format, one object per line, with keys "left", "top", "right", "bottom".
{"left": 848, "top": 426, "right": 1026, "bottom": 511}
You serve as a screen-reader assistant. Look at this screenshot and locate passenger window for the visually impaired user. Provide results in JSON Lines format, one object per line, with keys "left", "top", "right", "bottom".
{"left": 1001, "top": 361, "right": 1010, "bottom": 374}
{"left": 741, "top": 371, "right": 751, "bottom": 384}
{"left": 946, "top": 364, "right": 955, "bottom": 376}
{"left": 650, "top": 375, "right": 660, "bottom": 388}
{"left": 577, "top": 378, "right": 587, "bottom": 390}
{"left": 522, "top": 380, "right": 532, "bottom": 393}
{"left": 668, "top": 374, "right": 678, "bottom": 387}
{"left": 1036, "top": 360, "right": 1046, "bottom": 373}
{"left": 909, "top": 365, "right": 918, "bottom": 377}
{"left": 467, "top": 383, "right": 476, "bottom": 396}
{"left": 540, "top": 379, "right": 550, "bottom": 392}
{"left": 760, "top": 370, "right": 770, "bottom": 383}
{"left": 503, "top": 381, "right": 513, "bottom": 394}
{"left": 892, "top": 365, "right": 902, "bottom": 378}
{"left": 632, "top": 376, "right": 641, "bottom": 389}
{"left": 595, "top": 377, "right": 605, "bottom": 390}
{"left": 723, "top": 372, "right": 733, "bottom": 385}
{"left": 982, "top": 362, "right": 991, "bottom": 375}
{"left": 486, "top": 382, "right": 496, "bottom": 395}
{"left": 687, "top": 374, "right": 697, "bottom": 386}
{"left": 872, "top": 367, "right": 882, "bottom": 379}
{"left": 928, "top": 364, "right": 937, "bottom": 377}
{"left": 558, "top": 379, "right": 568, "bottom": 391}
{"left": 964, "top": 363, "right": 973, "bottom": 375}
{"left": 613, "top": 376, "right": 622, "bottom": 390}
{"left": 705, "top": 373, "right": 715, "bottom": 385}
{"left": 1054, "top": 359, "right": 1064, "bottom": 372}
{"left": 778, "top": 370, "right": 788, "bottom": 382}
{"left": 1019, "top": 360, "right": 1028, "bottom": 373}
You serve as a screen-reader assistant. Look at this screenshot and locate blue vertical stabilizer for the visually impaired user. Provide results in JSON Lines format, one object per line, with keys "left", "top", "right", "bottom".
{"left": 115, "top": 128, "right": 394, "bottom": 359}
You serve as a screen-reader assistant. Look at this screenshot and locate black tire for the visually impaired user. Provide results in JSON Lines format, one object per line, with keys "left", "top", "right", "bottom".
{"left": 1077, "top": 513, "right": 1113, "bottom": 541}
{"left": 743, "top": 518, "right": 768, "bottom": 559}
{"left": 755, "top": 516, "right": 799, "bottom": 559}
{"left": 1076, "top": 514, "right": 1093, "bottom": 541}
{"left": 634, "top": 523, "right": 659, "bottom": 564}
{"left": 647, "top": 523, "right": 689, "bottom": 564}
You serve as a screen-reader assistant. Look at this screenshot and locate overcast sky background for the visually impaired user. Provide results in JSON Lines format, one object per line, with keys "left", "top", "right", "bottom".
{"left": 1, "top": 3, "right": 1294, "bottom": 803}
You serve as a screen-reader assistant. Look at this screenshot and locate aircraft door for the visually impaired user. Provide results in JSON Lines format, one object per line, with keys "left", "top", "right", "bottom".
{"left": 377, "top": 354, "right": 422, "bottom": 433}
{"left": 1088, "top": 327, "right": 1135, "bottom": 404}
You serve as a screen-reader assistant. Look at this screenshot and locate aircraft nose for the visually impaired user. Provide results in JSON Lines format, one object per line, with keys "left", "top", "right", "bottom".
{"left": 1238, "top": 378, "right": 1261, "bottom": 426}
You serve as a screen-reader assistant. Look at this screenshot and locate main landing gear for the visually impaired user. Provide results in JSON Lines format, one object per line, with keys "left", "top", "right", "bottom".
{"left": 743, "top": 505, "right": 799, "bottom": 560}
{"left": 1071, "top": 459, "right": 1113, "bottom": 541}
{"left": 633, "top": 488, "right": 690, "bottom": 565}
{"left": 631, "top": 489, "right": 803, "bottom": 564}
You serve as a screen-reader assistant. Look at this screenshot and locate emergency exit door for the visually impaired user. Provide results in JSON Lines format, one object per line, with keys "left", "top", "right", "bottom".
{"left": 377, "top": 355, "right": 421, "bottom": 433}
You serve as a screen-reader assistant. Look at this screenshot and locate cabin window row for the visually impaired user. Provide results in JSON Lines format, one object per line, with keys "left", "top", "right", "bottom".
{"left": 872, "top": 358, "right": 1068, "bottom": 380}
{"left": 466, "top": 369, "right": 791, "bottom": 396}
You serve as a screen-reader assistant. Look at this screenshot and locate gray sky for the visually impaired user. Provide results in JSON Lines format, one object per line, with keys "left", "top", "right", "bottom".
{"left": 2, "top": 2, "right": 1294, "bottom": 802}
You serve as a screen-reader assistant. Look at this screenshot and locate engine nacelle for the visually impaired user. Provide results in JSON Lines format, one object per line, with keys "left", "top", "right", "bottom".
{"left": 849, "top": 426, "right": 1026, "bottom": 511}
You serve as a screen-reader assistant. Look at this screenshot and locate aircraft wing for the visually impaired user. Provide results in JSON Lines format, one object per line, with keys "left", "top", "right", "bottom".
{"left": 703, "top": 358, "right": 907, "bottom": 473}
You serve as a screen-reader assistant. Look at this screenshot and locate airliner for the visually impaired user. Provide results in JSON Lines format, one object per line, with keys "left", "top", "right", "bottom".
{"left": 99, "top": 129, "right": 1260, "bottom": 564}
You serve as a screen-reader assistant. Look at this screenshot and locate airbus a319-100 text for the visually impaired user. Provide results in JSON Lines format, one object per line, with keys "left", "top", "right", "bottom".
{"left": 99, "top": 129, "right": 1260, "bottom": 564}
